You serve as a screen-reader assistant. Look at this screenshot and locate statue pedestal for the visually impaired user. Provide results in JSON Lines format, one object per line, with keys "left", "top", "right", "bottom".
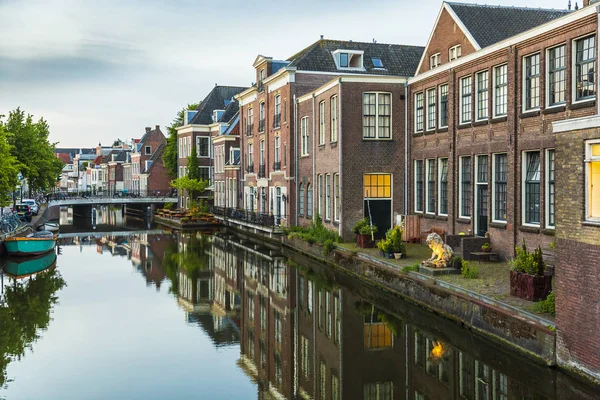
{"left": 418, "top": 264, "right": 461, "bottom": 276}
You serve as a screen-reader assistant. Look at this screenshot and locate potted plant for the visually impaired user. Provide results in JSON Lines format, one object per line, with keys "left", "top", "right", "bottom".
{"left": 388, "top": 226, "right": 406, "bottom": 259}
{"left": 377, "top": 238, "right": 394, "bottom": 258}
{"left": 353, "top": 218, "right": 377, "bottom": 248}
{"left": 509, "top": 242, "right": 552, "bottom": 301}
{"left": 481, "top": 242, "right": 491, "bottom": 253}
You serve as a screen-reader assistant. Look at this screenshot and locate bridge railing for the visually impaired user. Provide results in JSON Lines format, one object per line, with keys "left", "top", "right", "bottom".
{"left": 47, "top": 189, "right": 177, "bottom": 202}
{"left": 210, "top": 206, "right": 285, "bottom": 229}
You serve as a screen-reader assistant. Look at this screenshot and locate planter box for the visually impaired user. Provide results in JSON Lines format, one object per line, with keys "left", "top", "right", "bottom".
{"left": 379, "top": 251, "right": 395, "bottom": 259}
{"left": 510, "top": 270, "right": 552, "bottom": 302}
{"left": 356, "top": 234, "right": 374, "bottom": 248}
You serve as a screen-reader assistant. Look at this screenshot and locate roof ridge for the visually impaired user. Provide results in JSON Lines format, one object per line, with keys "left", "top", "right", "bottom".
{"left": 446, "top": 2, "right": 571, "bottom": 13}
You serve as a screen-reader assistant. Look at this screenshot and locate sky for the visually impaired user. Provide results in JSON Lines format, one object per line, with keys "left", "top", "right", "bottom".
{"left": 0, "top": 0, "right": 571, "bottom": 147}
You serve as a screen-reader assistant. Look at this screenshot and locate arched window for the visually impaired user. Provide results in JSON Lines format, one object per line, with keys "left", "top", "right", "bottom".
{"left": 307, "top": 184, "right": 313, "bottom": 218}
{"left": 299, "top": 183, "right": 305, "bottom": 216}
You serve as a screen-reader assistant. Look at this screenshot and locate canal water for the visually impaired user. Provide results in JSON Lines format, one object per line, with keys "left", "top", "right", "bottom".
{"left": 0, "top": 208, "right": 598, "bottom": 399}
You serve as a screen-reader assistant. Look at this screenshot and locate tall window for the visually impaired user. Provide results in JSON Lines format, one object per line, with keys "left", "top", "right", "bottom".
{"left": 334, "top": 174, "right": 340, "bottom": 221}
{"left": 438, "top": 158, "right": 448, "bottom": 215}
{"left": 426, "top": 159, "right": 436, "bottom": 214}
{"left": 460, "top": 156, "right": 472, "bottom": 218}
{"left": 493, "top": 154, "right": 507, "bottom": 222}
{"left": 248, "top": 143, "right": 253, "bottom": 168}
{"left": 476, "top": 70, "right": 488, "bottom": 120}
{"left": 299, "top": 183, "right": 305, "bottom": 216}
{"left": 197, "top": 136, "right": 209, "bottom": 157}
{"left": 426, "top": 88, "right": 436, "bottom": 131}
{"left": 325, "top": 174, "right": 331, "bottom": 220}
{"left": 460, "top": 77, "right": 472, "bottom": 124}
{"left": 274, "top": 136, "right": 280, "bottom": 165}
{"left": 524, "top": 53, "right": 540, "bottom": 110}
{"left": 548, "top": 45, "right": 566, "bottom": 106}
{"left": 524, "top": 151, "right": 541, "bottom": 225}
{"left": 307, "top": 184, "right": 313, "bottom": 218}
{"left": 331, "top": 95, "right": 338, "bottom": 142}
{"left": 363, "top": 92, "right": 391, "bottom": 139}
{"left": 259, "top": 140, "right": 264, "bottom": 166}
{"left": 439, "top": 84, "right": 449, "bottom": 128}
{"left": 259, "top": 102, "right": 265, "bottom": 131}
{"left": 546, "top": 149, "right": 555, "bottom": 228}
{"left": 575, "top": 35, "right": 596, "bottom": 101}
{"left": 415, "top": 160, "right": 424, "bottom": 213}
{"left": 586, "top": 141, "right": 600, "bottom": 220}
{"left": 320, "top": 362, "right": 327, "bottom": 399}
{"left": 494, "top": 64, "right": 508, "bottom": 116}
{"left": 248, "top": 107, "right": 254, "bottom": 132}
{"left": 301, "top": 117, "right": 309, "bottom": 156}
{"left": 274, "top": 95, "right": 281, "bottom": 128}
{"left": 319, "top": 101, "right": 326, "bottom": 144}
{"left": 318, "top": 175, "right": 323, "bottom": 217}
{"left": 364, "top": 382, "right": 393, "bottom": 400}
{"left": 415, "top": 92, "right": 424, "bottom": 132}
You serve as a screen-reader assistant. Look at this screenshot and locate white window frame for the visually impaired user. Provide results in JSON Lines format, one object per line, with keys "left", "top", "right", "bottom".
{"left": 334, "top": 173, "right": 340, "bottom": 222}
{"left": 362, "top": 92, "right": 392, "bottom": 140}
{"left": 414, "top": 160, "right": 424, "bottom": 213}
{"left": 459, "top": 156, "right": 472, "bottom": 220}
{"left": 492, "top": 64, "right": 508, "bottom": 118}
{"left": 430, "top": 53, "right": 441, "bottom": 69}
{"left": 491, "top": 153, "right": 508, "bottom": 224}
{"left": 197, "top": 136, "right": 210, "bottom": 158}
{"left": 585, "top": 139, "right": 600, "bottom": 221}
{"left": 545, "top": 148, "right": 556, "bottom": 229}
{"left": 438, "top": 84, "right": 449, "bottom": 129}
{"left": 522, "top": 52, "right": 541, "bottom": 112}
{"left": 426, "top": 88, "right": 436, "bottom": 131}
{"left": 301, "top": 117, "right": 309, "bottom": 156}
{"left": 438, "top": 158, "right": 448, "bottom": 216}
{"left": 572, "top": 34, "right": 597, "bottom": 104}
{"left": 331, "top": 95, "right": 338, "bottom": 142}
{"left": 319, "top": 100, "right": 326, "bottom": 145}
{"left": 449, "top": 45, "right": 462, "bottom": 61}
{"left": 522, "top": 151, "right": 541, "bottom": 227}
{"left": 274, "top": 135, "right": 280, "bottom": 164}
{"left": 460, "top": 76, "right": 472, "bottom": 125}
{"left": 546, "top": 44, "right": 567, "bottom": 108}
{"left": 325, "top": 174, "right": 331, "bottom": 220}
{"left": 475, "top": 70, "right": 489, "bottom": 121}
{"left": 332, "top": 49, "right": 365, "bottom": 71}
{"left": 414, "top": 92, "right": 424, "bottom": 133}
{"left": 318, "top": 174, "right": 323, "bottom": 217}
{"left": 425, "top": 159, "right": 436, "bottom": 215}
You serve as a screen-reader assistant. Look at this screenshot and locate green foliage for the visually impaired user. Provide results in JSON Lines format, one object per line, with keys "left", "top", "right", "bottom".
{"left": 482, "top": 242, "right": 491, "bottom": 250}
{"left": 353, "top": 217, "right": 377, "bottom": 235}
{"left": 288, "top": 215, "right": 342, "bottom": 251}
{"left": 187, "top": 145, "right": 201, "bottom": 181}
{"left": 534, "top": 291, "right": 556, "bottom": 316}
{"left": 377, "top": 226, "right": 406, "bottom": 255}
{"left": 461, "top": 260, "right": 479, "bottom": 279}
{"left": 451, "top": 255, "right": 463, "bottom": 269}
{"left": 402, "top": 262, "right": 420, "bottom": 273}
{"left": 376, "top": 238, "right": 392, "bottom": 253}
{"left": 163, "top": 103, "right": 200, "bottom": 179}
{"left": 170, "top": 175, "right": 209, "bottom": 200}
{"left": 164, "top": 202, "right": 174, "bottom": 210}
{"left": 0, "top": 123, "right": 20, "bottom": 206}
{"left": 549, "top": 241, "right": 556, "bottom": 250}
{"left": 510, "top": 241, "right": 546, "bottom": 276}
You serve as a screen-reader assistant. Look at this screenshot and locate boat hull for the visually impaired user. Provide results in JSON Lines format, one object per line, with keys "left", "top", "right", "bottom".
{"left": 39, "top": 223, "right": 59, "bottom": 232}
{"left": 3, "top": 237, "right": 57, "bottom": 256}
{"left": 3, "top": 251, "right": 57, "bottom": 279}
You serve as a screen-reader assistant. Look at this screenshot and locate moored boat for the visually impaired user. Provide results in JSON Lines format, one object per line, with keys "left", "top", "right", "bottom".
{"left": 2, "top": 251, "right": 57, "bottom": 279}
{"left": 38, "top": 222, "right": 59, "bottom": 232}
{"left": 3, "top": 231, "right": 57, "bottom": 256}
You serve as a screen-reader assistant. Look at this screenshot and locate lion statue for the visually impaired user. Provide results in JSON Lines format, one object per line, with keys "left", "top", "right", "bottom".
{"left": 422, "top": 232, "right": 453, "bottom": 268}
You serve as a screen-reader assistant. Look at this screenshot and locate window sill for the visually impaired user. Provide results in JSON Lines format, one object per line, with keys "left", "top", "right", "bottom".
{"left": 424, "top": 130, "right": 436, "bottom": 135}
{"left": 436, "top": 127, "right": 448, "bottom": 133}
{"left": 569, "top": 99, "right": 596, "bottom": 110}
{"left": 318, "top": 144, "right": 326, "bottom": 148}
{"left": 362, "top": 138, "right": 393, "bottom": 141}
{"left": 542, "top": 105, "right": 566, "bottom": 115}
{"left": 457, "top": 123, "right": 472, "bottom": 129}
{"left": 542, "top": 228, "right": 555, "bottom": 236}
{"left": 424, "top": 213, "right": 436, "bottom": 219}
{"left": 456, "top": 218, "right": 471, "bottom": 224}
{"left": 332, "top": 221, "right": 339, "bottom": 227}
{"left": 472, "top": 120, "right": 488, "bottom": 127}
{"left": 519, "top": 225, "right": 540, "bottom": 234}
{"left": 413, "top": 132, "right": 424, "bottom": 137}
{"left": 489, "top": 222, "right": 507, "bottom": 229}
{"left": 435, "top": 215, "right": 448, "bottom": 221}
{"left": 414, "top": 211, "right": 424, "bottom": 215}
{"left": 330, "top": 142, "right": 338, "bottom": 149}
{"left": 520, "top": 110, "right": 540, "bottom": 118}
{"left": 491, "top": 116, "right": 508, "bottom": 123}
{"left": 300, "top": 155, "right": 310, "bottom": 159}
{"left": 582, "top": 220, "right": 600, "bottom": 227}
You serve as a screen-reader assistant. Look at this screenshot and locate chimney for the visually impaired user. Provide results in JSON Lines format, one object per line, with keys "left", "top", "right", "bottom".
{"left": 155, "top": 125, "right": 160, "bottom": 130}
{"left": 320, "top": 34, "right": 324, "bottom": 40}
{"left": 582, "top": 0, "right": 589, "bottom": 6}
{"left": 145, "top": 127, "right": 151, "bottom": 133}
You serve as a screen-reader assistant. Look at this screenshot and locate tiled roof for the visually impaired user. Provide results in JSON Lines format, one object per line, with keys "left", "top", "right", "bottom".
{"left": 447, "top": 2, "right": 572, "bottom": 49}
{"left": 190, "top": 86, "right": 248, "bottom": 125}
{"left": 144, "top": 143, "right": 166, "bottom": 173}
{"left": 286, "top": 39, "right": 425, "bottom": 77}
{"left": 218, "top": 100, "right": 239, "bottom": 124}
{"left": 56, "top": 153, "right": 71, "bottom": 163}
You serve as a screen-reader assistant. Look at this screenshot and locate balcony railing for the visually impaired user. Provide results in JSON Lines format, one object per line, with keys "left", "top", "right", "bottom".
{"left": 258, "top": 164, "right": 266, "bottom": 178}
{"left": 257, "top": 81, "right": 265, "bottom": 92}
{"left": 258, "top": 119, "right": 265, "bottom": 133}
{"left": 210, "top": 206, "right": 285, "bottom": 228}
{"left": 247, "top": 164, "right": 254, "bottom": 173}
{"left": 246, "top": 124, "right": 254, "bottom": 136}
{"left": 273, "top": 114, "right": 281, "bottom": 129}
{"left": 273, "top": 161, "right": 281, "bottom": 171}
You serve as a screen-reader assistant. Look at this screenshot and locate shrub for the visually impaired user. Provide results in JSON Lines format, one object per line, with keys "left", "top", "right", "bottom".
{"left": 402, "top": 262, "right": 420, "bottom": 273}
{"left": 461, "top": 260, "right": 479, "bottom": 279}
{"left": 164, "top": 202, "right": 174, "bottom": 210}
{"left": 288, "top": 215, "right": 342, "bottom": 250}
{"left": 387, "top": 226, "right": 406, "bottom": 254}
{"left": 533, "top": 291, "right": 556, "bottom": 316}
{"left": 377, "top": 238, "right": 392, "bottom": 253}
{"left": 322, "top": 239, "right": 335, "bottom": 256}
{"left": 353, "top": 217, "right": 377, "bottom": 236}
{"left": 482, "top": 242, "right": 491, "bottom": 250}
{"left": 510, "top": 241, "right": 545, "bottom": 276}
{"left": 450, "top": 255, "right": 463, "bottom": 269}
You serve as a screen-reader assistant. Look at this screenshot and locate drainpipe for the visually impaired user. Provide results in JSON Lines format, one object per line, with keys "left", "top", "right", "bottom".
{"left": 312, "top": 93, "right": 316, "bottom": 221}
{"left": 338, "top": 78, "right": 343, "bottom": 236}
{"left": 294, "top": 94, "right": 299, "bottom": 226}
{"left": 404, "top": 82, "right": 409, "bottom": 217}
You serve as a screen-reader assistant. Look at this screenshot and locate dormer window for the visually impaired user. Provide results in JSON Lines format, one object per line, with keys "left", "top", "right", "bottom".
{"left": 332, "top": 50, "right": 364, "bottom": 70}
{"left": 430, "top": 53, "right": 441, "bottom": 69}
{"left": 371, "top": 57, "right": 384, "bottom": 68}
{"left": 449, "top": 45, "right": 462, "bottom": 61}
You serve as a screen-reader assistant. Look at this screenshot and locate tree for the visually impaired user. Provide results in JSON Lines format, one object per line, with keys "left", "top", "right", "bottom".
{"left": 163, "top": 103, "right": 199, "bottom": 179}
{"left": 187, "top": 145, "right": 201, "bottom": 180}
{"left": 112, "top": 138, "right": 123, "bottom": 147}
{"left": 0, "top": 123, "right": 20, "bottom": 207}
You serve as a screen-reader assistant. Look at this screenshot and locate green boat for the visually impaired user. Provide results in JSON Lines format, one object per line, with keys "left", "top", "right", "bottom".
{"left": 3, "top": 232, "right": 57, "bottom": 256}
{"left": 3, "top": 251, "right": 57, "bottom": 279}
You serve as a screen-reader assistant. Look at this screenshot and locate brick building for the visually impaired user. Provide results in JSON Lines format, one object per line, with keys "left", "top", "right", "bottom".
{"left": 131, "top": 125, "right": 168, "bottom": 195}
{"left": 212, "top": 106, "right": 241, "bottom": 209}
{"left": 406, "top": 2, "right": 598, "bottom": 259}
{"left": 177, "top": 86, "right": 247, "bottom": 209}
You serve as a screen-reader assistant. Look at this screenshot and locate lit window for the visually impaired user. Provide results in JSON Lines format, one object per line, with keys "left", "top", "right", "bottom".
{"left": 575, "top": 35, "right": 596, "bottom": 101}
{"left": 586, "top": 142, "right": 600, "bottom": 220}
{"left": 364, "top": 174, "right": 391, "bottom": 199}
{"left": 524, "top": 53, "right": 540, "bottom": 110}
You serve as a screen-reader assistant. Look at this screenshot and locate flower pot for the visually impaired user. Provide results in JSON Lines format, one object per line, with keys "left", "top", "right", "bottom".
{"left": 510, "top": 270, "right": 552, "bottom": 301}
{"left": 394, "top": 252, "right": 403, "bottom": 259}
{"left": 482, "top": 247, "right": 491, "bottom": 253}
{"left": 356, "top": 234, "right": 374, "bottom": 248}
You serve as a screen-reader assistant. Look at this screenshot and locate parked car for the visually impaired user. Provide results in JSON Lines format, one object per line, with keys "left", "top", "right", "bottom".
{"left": 15, "top": 204, "right": 32, "bottom": 222}
{"left": 22, "top": 199, "right": 39, "bottom": 215}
